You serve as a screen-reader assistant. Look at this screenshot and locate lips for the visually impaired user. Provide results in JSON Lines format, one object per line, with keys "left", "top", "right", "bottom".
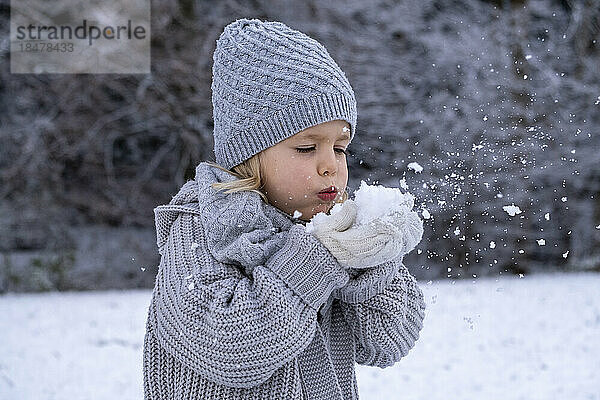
{"left": 317, "top": 186, "right": 338, "bottom": 201}
{"left": 318, "top": 185, "right": 337, "bottom": 194}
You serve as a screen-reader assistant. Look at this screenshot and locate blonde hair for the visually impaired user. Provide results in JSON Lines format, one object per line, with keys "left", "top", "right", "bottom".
{"left": 206, "top": 152, "right": 349, "bottom": 207}
{"left": 206, "top": 153, "right": 269, "bottom": 203}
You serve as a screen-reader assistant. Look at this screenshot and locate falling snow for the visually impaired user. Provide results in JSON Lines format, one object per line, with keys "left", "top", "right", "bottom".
{"left": 502, "top": 204, "right": 522, "bottom": 216}
{"left": 407, "top": 162, "right": 423, "bottom": 173}
{"left": 399, "top": 177, "right": 408, "bottom": 190}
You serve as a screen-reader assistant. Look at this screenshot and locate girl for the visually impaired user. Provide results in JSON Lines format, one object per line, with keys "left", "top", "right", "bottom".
{"left": 143, "top": 18, "right": 426, "bottom": 400}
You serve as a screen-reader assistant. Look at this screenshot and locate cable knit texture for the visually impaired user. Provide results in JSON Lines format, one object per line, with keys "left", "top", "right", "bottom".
{"left": 211, "top": 18, "right": 357, "bottom": 169}
{"left": 143, "top": 162, "right": 427, "bottom": 399}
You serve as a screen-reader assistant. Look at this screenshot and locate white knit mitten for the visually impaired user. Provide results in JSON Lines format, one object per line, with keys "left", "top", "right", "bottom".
{"left": 310, "top": 200, "right": 423, "bottom": 269}
{"left": 310, "top": 200, "right": 391, "bottom": 269}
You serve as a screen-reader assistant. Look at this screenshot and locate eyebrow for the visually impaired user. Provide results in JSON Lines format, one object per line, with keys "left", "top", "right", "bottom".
{"left": 297, "top": 132, "right": 351, "bottom": 141}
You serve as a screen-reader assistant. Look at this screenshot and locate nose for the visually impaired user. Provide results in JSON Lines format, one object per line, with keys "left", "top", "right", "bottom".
{"left": 317, "top": 148, "right": 337, "bottom": 177}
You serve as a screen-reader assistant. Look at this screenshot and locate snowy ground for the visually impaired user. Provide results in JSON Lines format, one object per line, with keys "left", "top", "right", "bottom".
{"left": 1, "top": 272, "right": 599, "bottom": 400}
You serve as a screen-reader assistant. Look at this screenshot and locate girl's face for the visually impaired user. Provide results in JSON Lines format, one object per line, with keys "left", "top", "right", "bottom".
{"left": 260, "top": 119, "right": 350, "bottom": 221}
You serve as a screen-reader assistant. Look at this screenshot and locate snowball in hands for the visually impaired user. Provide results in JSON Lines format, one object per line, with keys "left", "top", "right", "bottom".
{"left": 307, "top": 199, "right": 394, "bottom": 269}
{"left": 307, "top": 181, "right": 424, "bottom": 268}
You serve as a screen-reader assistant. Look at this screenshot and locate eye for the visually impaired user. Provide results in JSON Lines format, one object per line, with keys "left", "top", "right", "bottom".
{"left": 296, "top": 147, "right": 349, "bottom": 156}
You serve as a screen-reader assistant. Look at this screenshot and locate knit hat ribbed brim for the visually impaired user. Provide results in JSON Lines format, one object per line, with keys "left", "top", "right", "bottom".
{"left": 211, "top": 18, "right": 357, "bottom": 169}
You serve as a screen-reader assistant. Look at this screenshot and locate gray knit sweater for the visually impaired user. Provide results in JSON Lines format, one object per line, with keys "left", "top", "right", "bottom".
{"left": 143, "top": 162, "right": 426, "bottom": 400}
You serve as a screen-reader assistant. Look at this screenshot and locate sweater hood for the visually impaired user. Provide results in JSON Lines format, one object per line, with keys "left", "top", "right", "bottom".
{"left": 153, "top": 162, "right": 305, "bottom": 268}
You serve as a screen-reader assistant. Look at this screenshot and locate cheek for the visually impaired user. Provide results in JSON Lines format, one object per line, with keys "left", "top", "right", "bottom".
{"left": 268, "top": 160, "right": 304, "bottom": 189}
{"left": 286, "top": 158, "right": 310, "bottom": 177}
{"left": 340, "top": 165, "right": 349, "bottom": 186}
{"left": 338, "top": 159, "right": 348, "bottom": 174}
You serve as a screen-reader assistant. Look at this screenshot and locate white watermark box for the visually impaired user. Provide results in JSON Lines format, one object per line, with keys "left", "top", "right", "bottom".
{"left": 10, "top": 0, "right": 150, "bottom": 73}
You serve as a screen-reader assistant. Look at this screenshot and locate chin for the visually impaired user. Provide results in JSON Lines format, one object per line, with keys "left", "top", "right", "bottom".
{"left": 313, "top": 203, "right": 332, "bottom": 216}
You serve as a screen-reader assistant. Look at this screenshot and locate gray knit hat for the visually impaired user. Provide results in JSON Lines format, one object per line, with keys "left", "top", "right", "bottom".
{"left": 211, "top": 18, "right": 357, "bottom": 169}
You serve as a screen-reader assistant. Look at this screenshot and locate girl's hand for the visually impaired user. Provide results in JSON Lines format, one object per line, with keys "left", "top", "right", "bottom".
{"left": 381, "top": 207, "right": 424, "bottom": 258}
{"left": 319, "top": 218, "right": 398, "bottom": 268}
{"left": 310, "top": 200, "right": 423, "bottom": 269}
{"left": 310, "top": 199, "right": 395, "bottom": 269}
{"left": 311, "top": 199, "right": 359, "bottom": 235}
